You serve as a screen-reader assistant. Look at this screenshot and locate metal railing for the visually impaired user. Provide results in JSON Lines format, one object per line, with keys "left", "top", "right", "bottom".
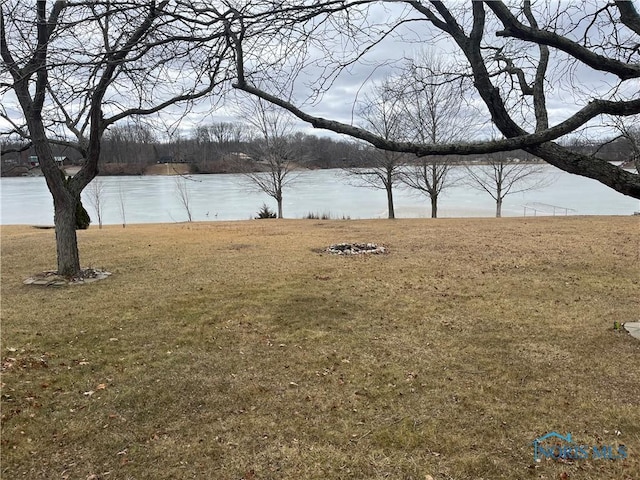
{"left": 522, "top": 202, "right": 577, "bottom": 216}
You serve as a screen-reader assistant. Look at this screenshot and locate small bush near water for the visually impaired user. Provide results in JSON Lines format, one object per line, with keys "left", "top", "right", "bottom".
{"left": 304, "top": 211, "right": 350, "bottom": 220}
{"left": 304, "top": 211, "right": 331, "bottom": 220}
{"left": 255, "top": 203, "right": 277, "bottom": 219}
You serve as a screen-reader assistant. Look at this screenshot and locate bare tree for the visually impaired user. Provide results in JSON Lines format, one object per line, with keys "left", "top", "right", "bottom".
{"left": 465, "top": 153, "right": 550, "bottom": 217}
{"left": 236, "top": 97, "right": 300, "bottom": 218}
{"left": 208, "top": 122, "right": 245, "bottom": 146}
{"left": 0, "top": 1, "right": 229, "bottom": 277}
{"left": 345, "top": 79, "right": 408, "bottom": 219}
{"left": 392, "top": 51, "right": 474, "bottom": 218}
{"left": 118, "top": 181, "right": 127, "bottom": 228}
{"left": 226, "top": 1, "right": 640, "bottom": 199}
{"left": 346, "top": 147, "right": 405, "bottom": 219}
{"left": 174, "top": 176, "right": 193, "bottom": 222}
{"left": 402, "top": 157, "right": 461, "bottom": 218}
{"left": 85, "top": 178, "right": 105, "bottom": 229}
{"left": 611, "top": 118, "right": 640, "bottom": 173}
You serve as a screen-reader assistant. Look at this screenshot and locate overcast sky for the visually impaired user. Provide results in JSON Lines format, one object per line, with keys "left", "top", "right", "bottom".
{"left": 1, "top": 1, "right": 638, "bottom": 144}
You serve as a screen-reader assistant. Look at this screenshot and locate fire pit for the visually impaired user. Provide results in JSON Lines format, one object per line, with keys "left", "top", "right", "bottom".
{"left": 326, "top": 243, "right": 387, "bottom": 255}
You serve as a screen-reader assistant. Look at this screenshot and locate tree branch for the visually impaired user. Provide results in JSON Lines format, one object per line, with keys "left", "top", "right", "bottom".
{"left": 487, "top": 1, "right": 640, "bottom": 80}
{"left": 523, "top": 0, "right": 549, "bottom": 131}
{"left": 235, "top": 78, "right": 640, "bottom": 156}
{"left": 615, "top": 0, "right": 640, "bottom": 35}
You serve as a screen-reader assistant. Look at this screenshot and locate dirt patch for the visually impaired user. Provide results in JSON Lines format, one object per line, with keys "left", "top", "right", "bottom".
{"left": 144, "top": 163, "right": 191, "bottom": 175}
{"left": 23, "top": 268, "right": 111, "bottom": 286}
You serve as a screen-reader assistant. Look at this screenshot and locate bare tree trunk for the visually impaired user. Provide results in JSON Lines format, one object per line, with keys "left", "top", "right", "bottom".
{"left": 118, "top": 182, "right": 127, "bottom": 228}
{"left": 53, "top": 194, "right": 81, "bottom": 277}
{"left": 32, "top": 124, "right": 84, "bottom": 276}
{"left": 386, "top": 183, "right": 395, "bottom": 219}
{"left": 495, "top": 180, "right": 503, "bottom": 217}
{"left": 431, "top": 194, "right": 438, "bottom": 218}
{"left": 277, "top": 195, "right": 283, "bottom": 219}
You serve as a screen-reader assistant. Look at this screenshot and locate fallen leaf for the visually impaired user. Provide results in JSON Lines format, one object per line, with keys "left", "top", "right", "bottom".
{"left": 96, "top": 383, "right": 107, "bottom": 390}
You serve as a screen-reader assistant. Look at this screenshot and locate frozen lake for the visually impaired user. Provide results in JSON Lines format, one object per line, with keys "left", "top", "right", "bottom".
{"left": 1, "top": 166, "right": 638, "bottom": 225}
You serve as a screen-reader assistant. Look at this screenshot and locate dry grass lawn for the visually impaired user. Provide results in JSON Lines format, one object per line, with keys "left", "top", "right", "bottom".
{"left": 1, "top": 216, "right": 639, "bottom": 480}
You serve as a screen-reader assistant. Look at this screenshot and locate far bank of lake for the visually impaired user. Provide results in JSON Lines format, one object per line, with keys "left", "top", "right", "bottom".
{"left": 1, "top": 166, "right": 638, "bottom": 225}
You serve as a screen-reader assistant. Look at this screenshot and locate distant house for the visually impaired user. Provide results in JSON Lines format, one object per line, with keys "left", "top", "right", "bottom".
{"left": 231, "top": 152, "right": 251, "bottom": 160}
{"left": 223, "top": 152, "right": 253, "bottom": 163}
{"left": 28, "top": 156, "right": 70, "bottom": 167}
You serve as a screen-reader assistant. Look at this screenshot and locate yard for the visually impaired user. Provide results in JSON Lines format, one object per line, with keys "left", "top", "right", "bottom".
{"left": 1, "top": 216, "right": 638, "bottom": 479}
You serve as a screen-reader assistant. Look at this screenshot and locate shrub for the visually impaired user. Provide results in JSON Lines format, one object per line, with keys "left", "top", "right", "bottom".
{"left": 304, "top": 211, "right": 333, "bottom": 220}
{"left": 255, "top": 203, "right": 277, "bottom": 219}
{"left": 76, "top": 200, "right": 91, "bottom": 229}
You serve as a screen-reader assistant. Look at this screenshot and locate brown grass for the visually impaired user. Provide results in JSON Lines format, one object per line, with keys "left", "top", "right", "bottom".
{"left": 1, "top": 216, "right": 639, "bottom": 480}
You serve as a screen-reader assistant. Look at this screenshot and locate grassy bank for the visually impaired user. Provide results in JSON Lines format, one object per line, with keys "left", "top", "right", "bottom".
{"left": 1, "top": 217, "right": 639, "bottom": 479}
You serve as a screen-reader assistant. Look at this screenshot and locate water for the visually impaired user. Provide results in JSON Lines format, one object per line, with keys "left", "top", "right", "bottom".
{"left": 1, "top": 167, "right": 638, "bottom": 225}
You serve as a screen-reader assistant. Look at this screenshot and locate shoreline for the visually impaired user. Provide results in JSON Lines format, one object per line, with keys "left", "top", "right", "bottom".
{"left": 1, "top": 159, "right": 576, "bottom": 179}
{"left": 1, "top": 213, "right": 637, "bottom": 230}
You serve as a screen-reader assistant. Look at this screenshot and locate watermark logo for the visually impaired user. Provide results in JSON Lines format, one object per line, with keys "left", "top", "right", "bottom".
{"left": 532, "top": 432, "right": 627, "bottom": 462}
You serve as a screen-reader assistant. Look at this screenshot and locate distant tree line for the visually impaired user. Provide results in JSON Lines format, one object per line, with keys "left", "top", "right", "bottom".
{"left": 1, "top": 121, "right": 367, "bottom": 176}
{"left": 1, "top": 122, "right": 635, "bottom": 178}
